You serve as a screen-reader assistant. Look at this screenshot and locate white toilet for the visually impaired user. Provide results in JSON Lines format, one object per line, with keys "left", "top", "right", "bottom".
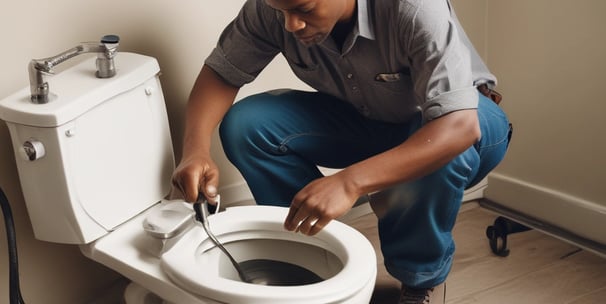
{"left": 0, "top": 51, "right": 377, "bottom": 303}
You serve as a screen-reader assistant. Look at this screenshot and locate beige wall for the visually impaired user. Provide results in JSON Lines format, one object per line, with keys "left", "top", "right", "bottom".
{"left": 0, "top": 0, "right": 310, "bottom": 302}
{"left": 481, "top": 0, "right": 606, "bottom": 247}
{"left": 0, "top": 1, "right": 488, "bottom": 303}
{"left": 486, "top": 0, "right": 606, "bottom": 202}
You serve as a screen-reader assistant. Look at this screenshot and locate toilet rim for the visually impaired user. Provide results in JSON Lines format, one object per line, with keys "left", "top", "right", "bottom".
{"left": 160, "top": 205, "right": 377, "bottom": 303}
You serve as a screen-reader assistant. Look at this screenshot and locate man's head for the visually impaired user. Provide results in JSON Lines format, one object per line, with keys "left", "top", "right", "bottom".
{"left": 265, "top": 0, "right": 356, "bottom": 46}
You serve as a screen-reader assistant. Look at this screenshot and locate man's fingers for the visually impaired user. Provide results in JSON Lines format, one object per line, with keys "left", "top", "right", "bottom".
{"left": 308, "top": 217, "right": 331, "bottom": 236}
{"left": 168, "top": 186, "right": 185, "bottom": 200}
{"left": 285, "top": 202, "right": 333, "bottom": 235}
{"left": 202, "top": 185, "right": 218, "bottom": 205}
{"left": 296, "top": 216, "right": 318, "bottom": 235}
{"left": 293, "top": 215, "right": 331, "bottom": 236}
{"left": 172, "top": 171, "right": 203, "bottom": 203}
{"left": 172, "top": 175, "right": 190, "bottom": 202}
{"left": 202, "top": 170, "right": 220, "bottom": 205}
{"left": 285, "top": 204, "right": 307, "bottom": 231}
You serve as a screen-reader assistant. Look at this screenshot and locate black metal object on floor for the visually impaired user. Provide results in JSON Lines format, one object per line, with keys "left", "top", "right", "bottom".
{"left": 486, "top": 216, "right": 532, "bottom": 257}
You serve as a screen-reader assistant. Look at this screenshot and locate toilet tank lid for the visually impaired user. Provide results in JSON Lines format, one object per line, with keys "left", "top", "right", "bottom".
{"left": 0, "top": 52, "right": 160, "bottom": 127}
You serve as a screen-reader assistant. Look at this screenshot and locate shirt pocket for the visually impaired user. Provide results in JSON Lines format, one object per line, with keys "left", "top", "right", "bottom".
{"left": 371, "top": 69, "right": 412, "bottom": 94}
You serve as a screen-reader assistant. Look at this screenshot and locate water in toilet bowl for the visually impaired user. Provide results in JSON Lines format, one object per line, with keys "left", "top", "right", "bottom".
{"left": 238, "top": 259, "right": 323, "bottom": 286}
{"left": 200, "top": 237, "right": 344, "bottom": 284}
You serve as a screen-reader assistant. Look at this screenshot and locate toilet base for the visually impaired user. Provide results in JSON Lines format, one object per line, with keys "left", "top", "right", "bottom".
{"left": 124, "top": 282, "right": 171, "bottom": 304}
{"left": 81, "top": 204, "right": 222, "bottom": 304}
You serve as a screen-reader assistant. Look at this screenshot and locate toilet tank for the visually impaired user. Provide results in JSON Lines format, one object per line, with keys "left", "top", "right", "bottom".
{"left": 0, "top": 53, "right": 175, "bottom": 244}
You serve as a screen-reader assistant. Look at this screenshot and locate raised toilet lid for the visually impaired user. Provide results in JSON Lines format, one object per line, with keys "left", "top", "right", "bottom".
{"left": 161, "top": 206, "right": 376, "bottom": 304}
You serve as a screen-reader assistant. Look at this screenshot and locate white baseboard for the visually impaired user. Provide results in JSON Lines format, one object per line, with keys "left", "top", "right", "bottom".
{"left": 463, "top": 178, "right": 488, "bottom": 202}
{"left": 484, "top": 173, "right": 606, "bottom": 252}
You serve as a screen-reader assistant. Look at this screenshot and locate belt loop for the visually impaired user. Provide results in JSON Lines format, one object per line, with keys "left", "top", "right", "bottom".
{"left": 477, "top": 84, "right": 503, "bottom": 105}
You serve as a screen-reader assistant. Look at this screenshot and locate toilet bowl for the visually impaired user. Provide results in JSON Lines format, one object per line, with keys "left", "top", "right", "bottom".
{"left": 85, "top": 201, "right": 376, "bottom": 304}
{"left": 162, "top": 205, "right": 376, "bottom": 304}
{"left": 0, "top": 48, "right": 377, "bottom": 303}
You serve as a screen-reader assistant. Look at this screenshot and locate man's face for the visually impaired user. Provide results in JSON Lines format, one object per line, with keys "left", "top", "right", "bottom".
{"left": 265, "top": 0, "right": 355, "bottom": 46}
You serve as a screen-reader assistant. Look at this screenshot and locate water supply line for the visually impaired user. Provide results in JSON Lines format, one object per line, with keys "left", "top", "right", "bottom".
{"left": 1, "top": 187, "right": 25, "bottom": 304}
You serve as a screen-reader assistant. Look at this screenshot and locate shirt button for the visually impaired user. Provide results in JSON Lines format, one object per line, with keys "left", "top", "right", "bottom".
{"left": 352, "top": 86, "right": 358, "bottom": 91}
{"left": 360, "top": 105, "right": 370, "bottom": 116}
{"left": 347, "top": 73, "right": 353, "bottom": 79}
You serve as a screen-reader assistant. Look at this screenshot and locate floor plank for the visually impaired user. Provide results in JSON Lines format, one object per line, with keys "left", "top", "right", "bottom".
{"left": 567, "top": 286, "right": 606, "bottom": 304}
{"left": 449, "top": 250, "right": 606, "bottom": 303}
{"left": 344, "top": 202, "right": 606, "bottom": 304}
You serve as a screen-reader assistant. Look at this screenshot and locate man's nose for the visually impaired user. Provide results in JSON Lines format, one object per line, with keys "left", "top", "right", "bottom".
{"left": 284, "top": 12, "right": 306, "bottom": 32}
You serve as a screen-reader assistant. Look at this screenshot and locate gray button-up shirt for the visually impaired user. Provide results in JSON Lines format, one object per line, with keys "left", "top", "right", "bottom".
{"left": 205, "top": 0, "right": 496, "bottom": 123}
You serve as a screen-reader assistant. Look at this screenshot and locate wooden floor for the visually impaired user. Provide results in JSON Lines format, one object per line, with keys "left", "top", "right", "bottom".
{"left": 344, "top": 202, "right": 606, "bottom": 304}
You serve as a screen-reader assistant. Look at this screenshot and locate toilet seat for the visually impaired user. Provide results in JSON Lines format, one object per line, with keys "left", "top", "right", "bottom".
{"left": 161, "top": 206, "right": 377, "bottom": 304}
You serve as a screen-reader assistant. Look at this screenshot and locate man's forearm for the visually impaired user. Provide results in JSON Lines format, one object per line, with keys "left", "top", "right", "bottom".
{"left": 339, "top": 109, "right": 481, "bottom": 197}
{"left": 182, "top": 65, "right": 239, "bottom": 158}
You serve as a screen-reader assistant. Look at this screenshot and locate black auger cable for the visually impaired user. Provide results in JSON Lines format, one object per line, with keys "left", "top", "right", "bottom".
{"left": 1, "top": 187, "right": 26, "bottom": 304}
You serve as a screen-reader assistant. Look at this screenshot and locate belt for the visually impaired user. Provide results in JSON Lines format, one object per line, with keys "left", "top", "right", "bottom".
{"left": 477, "top": 84, "right": 503, "bottom": 105}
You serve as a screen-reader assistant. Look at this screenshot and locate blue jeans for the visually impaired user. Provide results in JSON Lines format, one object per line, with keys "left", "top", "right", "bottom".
{"left": 219, "top": 90, "right": 511, "bottom": 288}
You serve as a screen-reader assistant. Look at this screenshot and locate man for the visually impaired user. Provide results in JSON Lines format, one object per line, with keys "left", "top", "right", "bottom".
{"left": 172, "top": 0, "right": 511, "bottom": 302}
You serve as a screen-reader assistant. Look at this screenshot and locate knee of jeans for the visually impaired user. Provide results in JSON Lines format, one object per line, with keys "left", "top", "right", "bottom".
{"left": 219, "top": 104, "right": 258, "bottom": 159}
{"left": 220, "top": 95, "right": 281, "bottom": 160}
{"left": 434, "top": 148, "right": 480, "bottom": 191}
{"left": 219, "top": 109, "right": 244, "bottom": 156}
{"left": 372, "top": 160, "right": 473, "bottom": 215}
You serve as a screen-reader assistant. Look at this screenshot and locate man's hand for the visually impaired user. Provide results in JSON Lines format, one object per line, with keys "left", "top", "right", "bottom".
{"left": 284, "top": 173, "right": 360, "bottom": 236}
{"left": 171, "top": 154, "right": 220, "bottom": 205}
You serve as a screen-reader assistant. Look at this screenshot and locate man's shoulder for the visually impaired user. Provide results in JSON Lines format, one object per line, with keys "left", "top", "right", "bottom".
{"left": 247, "top": 0, "right": 279, "bottom": 15}
{"left": 390, "top": 0, "right": 452, "bottom": 26}
{"left": 370, "top": 0, "right": 422, "bottom": 21}
{"left": 239, "top": 0, "right": 282, "bottom": 32}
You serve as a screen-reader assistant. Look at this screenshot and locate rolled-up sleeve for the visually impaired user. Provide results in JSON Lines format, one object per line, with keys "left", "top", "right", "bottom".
{"left": 403, "top": 0, "right": 478, "bottom": 122}
{"left": 204, "top": 0, "right": 281, "bottom": 87}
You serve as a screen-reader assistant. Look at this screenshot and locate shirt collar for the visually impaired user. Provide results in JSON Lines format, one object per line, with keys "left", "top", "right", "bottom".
{"left": 335, "top": 0, "right": 375, "bottom": 55}
{"left": 356, "top": 0, "right": 375, "bottom": 40}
